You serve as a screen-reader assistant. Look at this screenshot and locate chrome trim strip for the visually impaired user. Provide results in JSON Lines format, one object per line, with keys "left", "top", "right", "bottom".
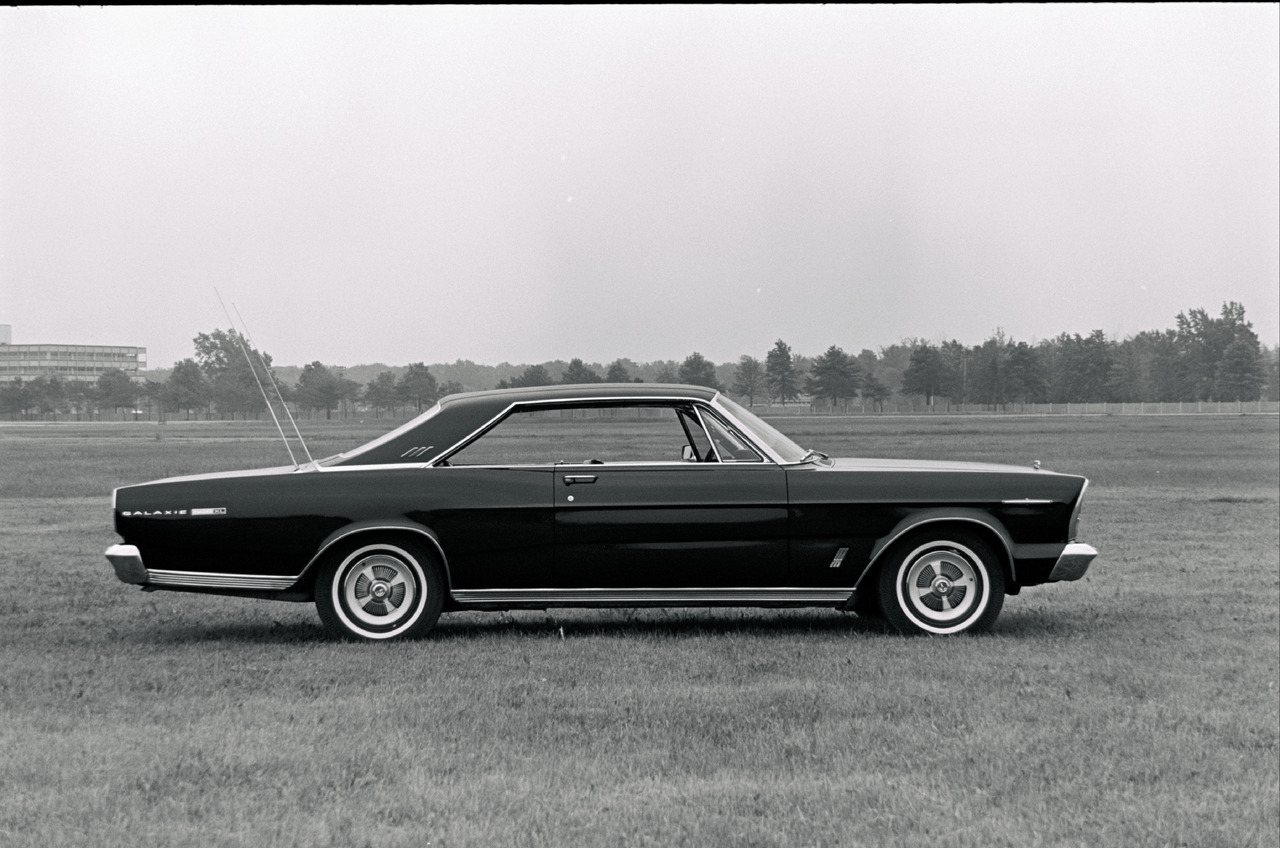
{"left": 1048, "top": 543, "right": 1096, "bottom": 582}
{"left": 1001, "top": 499, "right": 1054, "bottom": 505}
{"left": 690, "top": 405, "right": 721, "bottom": 462}
{"left": 147, "top": 570, "right": 298, "bottom": 591}
{"left": 433, "top": 395, "right": 757, "bottom": 468}
{"left": 1068, "top": 478, "right": 1090, "bottom": 538}
{"left": 450, "top": 587, "right": 854, "bottom": 605}
{"left": 316, "top": 462, "right": 430, "bottom": 473}
{"left": 708, "top": 395, "right": 789, "bottom": 464}
{"left": 696, "top": 404, "right": 768, "bottom": 463}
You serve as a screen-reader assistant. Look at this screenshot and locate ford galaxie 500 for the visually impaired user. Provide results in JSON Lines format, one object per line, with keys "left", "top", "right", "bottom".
{"left": 105, "top": 384, "right": 1096, "bottom": 640}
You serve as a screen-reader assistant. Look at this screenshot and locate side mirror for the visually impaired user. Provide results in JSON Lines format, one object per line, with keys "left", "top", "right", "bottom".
{"left": 681, "top": 445, "right": 697, "bottom": 462}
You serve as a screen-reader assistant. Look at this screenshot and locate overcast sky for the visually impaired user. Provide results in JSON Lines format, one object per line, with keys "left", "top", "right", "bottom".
{"left": 2, "top": 5, "right": 1276, "bottom": 370}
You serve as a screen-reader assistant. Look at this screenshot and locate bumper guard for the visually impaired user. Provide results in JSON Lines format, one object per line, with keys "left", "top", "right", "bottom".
{"left": 1048, "top": 542, "right": 1096, "bottom": 582}
{"left": 105, "top": 544, "right": 149, "bottom": 585}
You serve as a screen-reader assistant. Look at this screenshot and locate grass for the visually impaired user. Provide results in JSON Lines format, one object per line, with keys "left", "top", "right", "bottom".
{"left": 0, "top": 415, "right": 1276, "bottom": 847}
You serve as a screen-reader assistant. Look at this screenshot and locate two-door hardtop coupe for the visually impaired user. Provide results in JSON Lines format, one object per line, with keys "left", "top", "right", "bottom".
{"left": 106, "top": 383, "right": 1097, "bottom": 640}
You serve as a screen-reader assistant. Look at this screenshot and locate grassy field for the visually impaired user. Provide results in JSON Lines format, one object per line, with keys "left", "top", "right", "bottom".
{"left": 1, "top": 415, "right": 1276, "bottom": 847}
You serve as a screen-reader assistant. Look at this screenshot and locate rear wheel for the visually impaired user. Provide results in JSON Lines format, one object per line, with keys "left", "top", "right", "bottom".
{"left": 878, "top": 531, "right": 1004, "bottom": 635}
{"left": 315, "top": 538, "right": 444, "bottom": 641}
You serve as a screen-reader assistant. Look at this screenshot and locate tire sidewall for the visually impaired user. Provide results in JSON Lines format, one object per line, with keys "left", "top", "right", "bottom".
{"left": 879, "top": 531, "right": 1005, "bottom": 635}
{"left": 316, "top": 539, "right": 444, "bottom": 641}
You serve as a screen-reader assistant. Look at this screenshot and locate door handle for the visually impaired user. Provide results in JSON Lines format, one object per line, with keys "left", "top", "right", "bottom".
{"left": 562, "top": 475, "right": 597, "bottom": 485}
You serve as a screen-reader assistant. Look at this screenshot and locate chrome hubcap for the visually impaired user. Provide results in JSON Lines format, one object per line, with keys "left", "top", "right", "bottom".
{"left": 899, "top": 543, "right": 985, "bottom": 625}
{"left": 342, "top": 553, "right": 418, "bottom": 627}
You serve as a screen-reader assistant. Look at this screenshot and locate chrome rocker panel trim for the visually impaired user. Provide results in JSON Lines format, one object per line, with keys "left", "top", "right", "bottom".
{"left": 1048, "top": 543, "right": 1097, "bottom": 582}
{"left": 450, "top": 587, "right": 855, "bottom": 607}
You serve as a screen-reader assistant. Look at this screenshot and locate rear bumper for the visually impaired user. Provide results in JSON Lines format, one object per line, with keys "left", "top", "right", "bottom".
{"left": 105, "top": 544, "right": 149, "bottom": 584}
{"left": 1048, "top": 542, "right": 1096, "bottom": 582}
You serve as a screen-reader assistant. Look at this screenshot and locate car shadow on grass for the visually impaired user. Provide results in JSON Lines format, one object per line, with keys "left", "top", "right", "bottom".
{"left": 133, "top": 605, "right": 1092, "bottom": 645}
{"left": 431, "top": 608, "right": 899, "bottom": 640}
{"left": 134, "top": 608, "right": 898, "bottom": 644}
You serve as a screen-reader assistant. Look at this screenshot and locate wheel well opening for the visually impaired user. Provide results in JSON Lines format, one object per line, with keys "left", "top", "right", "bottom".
{"left": 876, "top": 521, "right": 1014, "bottom": 592}
{"left": 299, "top": 529, "right": 449, "bottom": 599}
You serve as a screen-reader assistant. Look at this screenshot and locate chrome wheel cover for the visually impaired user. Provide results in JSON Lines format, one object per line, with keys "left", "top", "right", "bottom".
{"left": 895, "top": 541, "right": 989, "bottom": 634}
{"left": 332, "top": 544, "right": 426, "bottom": 638}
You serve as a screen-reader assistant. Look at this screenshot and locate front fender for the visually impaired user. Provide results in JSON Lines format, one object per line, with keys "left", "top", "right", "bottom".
{"left": 854, "top": 508, "right": 1017, "bottom": 591}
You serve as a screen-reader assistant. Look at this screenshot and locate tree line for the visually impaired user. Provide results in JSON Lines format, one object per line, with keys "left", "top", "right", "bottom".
{"left": 2, "top": 302, "right": 1275, "bottom": 419}
{"left": 898, "top": 303, "right": 1271, "bottom": 407}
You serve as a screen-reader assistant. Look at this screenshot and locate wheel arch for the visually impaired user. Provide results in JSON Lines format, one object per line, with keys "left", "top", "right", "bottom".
{"left": 852, "top": 509, "right": 1016, "bottom": 594}
{"left": 295, "top": 519, "right": 453, "bottom": 597}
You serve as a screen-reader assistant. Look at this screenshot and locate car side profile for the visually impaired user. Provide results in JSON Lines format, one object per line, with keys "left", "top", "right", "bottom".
{"left": 105, "top": 383, "right": 1097, "bottom": 640}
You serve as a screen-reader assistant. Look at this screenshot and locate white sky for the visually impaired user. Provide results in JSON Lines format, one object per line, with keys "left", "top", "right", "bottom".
{"left": 2, "top": 5, "right": 1277, "bottom": 369}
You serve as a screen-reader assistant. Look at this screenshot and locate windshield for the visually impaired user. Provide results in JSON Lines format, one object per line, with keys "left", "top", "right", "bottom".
{"left": 712, "top": 395, "right": 809, "bottom": 463}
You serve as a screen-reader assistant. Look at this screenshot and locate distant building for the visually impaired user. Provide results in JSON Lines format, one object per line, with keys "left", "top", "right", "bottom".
{"left": 0, "top": 325, "right": 147, "bottom": 384}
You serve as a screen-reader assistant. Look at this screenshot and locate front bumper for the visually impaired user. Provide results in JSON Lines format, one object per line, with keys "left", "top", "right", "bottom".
{"left": 1048, "top": 542, "right": 1096, "bottom": 582}
{"left": 105, "top": 544, "right": 148, "bottom": 585}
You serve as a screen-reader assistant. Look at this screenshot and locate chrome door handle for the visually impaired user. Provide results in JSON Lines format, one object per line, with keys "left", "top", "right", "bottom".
{"left": 563, "top": 475, "right": 597, "bottom": 485}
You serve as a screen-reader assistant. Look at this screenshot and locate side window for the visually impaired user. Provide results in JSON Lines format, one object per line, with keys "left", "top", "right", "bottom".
{"left": 701, "top": 411, "right": 764, "bottom": 462}
{"left": 444, "top": 404, "right": 705, "bottom": 466}
{"left": 446, "top": 408, "right": 556, "bottom": 466}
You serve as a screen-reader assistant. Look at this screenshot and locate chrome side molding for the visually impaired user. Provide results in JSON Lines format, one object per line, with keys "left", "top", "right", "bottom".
{"left": 450, "top": 587, "right": 854, "bottom": 606}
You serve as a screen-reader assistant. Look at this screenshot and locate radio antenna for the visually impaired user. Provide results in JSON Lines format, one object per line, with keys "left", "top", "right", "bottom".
{"left": 232, "top": 303, "right": 314, "bottom": 466}
{"left": 214, "top": 289, "right": 314, "bottom": 469}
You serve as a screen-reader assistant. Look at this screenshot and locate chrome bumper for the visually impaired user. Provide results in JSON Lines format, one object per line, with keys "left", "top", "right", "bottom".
{"left": 105, "top": 544, "right": 149, "bottom": 585}
{"left": 1048, "top": 543, "right": 1096, "bottom": 582}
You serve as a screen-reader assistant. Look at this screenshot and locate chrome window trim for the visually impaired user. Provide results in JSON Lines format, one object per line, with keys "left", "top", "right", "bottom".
{"left": 693, "top": 404, "right": 766, "bottom": 463}
{"left": 432, "top": 395, "right": 780, "bottom": 468}
{"left": 314, "top": 394, "right": 788, "bottom": 471}
{"left": 706, "top": 395, "right": 793, "bottom": 464}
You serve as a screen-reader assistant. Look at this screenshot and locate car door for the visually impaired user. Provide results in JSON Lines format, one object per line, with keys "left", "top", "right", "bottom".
{"left": 416, "top": 466, "right": 555, "bottom": 590}
{"left": 552, "top": 403, "right": 788, "bottom": 591}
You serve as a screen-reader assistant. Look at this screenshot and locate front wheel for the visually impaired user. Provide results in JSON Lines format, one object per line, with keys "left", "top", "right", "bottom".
{"left": 315, "top": 538, "right": 445, "bottom": 641}
{"left": 878, "top": 531, "right": 1005, "bottom": 635}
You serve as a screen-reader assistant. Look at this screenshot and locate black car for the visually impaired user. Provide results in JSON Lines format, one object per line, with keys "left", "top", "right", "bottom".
{"left": 106, "top": 384, "right": 1096, "bottom": 640}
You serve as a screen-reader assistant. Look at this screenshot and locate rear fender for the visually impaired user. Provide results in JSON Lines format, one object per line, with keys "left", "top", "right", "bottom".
{"left": 296, "top": 518, "right": 453, "bottom": 595}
